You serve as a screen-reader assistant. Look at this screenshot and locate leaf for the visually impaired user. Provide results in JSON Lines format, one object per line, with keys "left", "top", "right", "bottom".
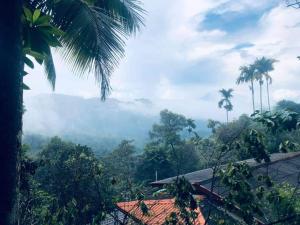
{"left": 50, "top": 27, "right": 65, "bottom": 36}
{"left": 33, "top": 9, "right": 41, "bottom": 23}
{"left": 23, "top": 7, "right": 32, "bottom": 22}
{"left": 22, "top": 83, "right": 31, "bottom": 90}
{"left": 24, "top": 56, "right": 34, "bottom": 69}
{"left": 35, "top": 15, "right": 51, "bottom": 26}
{"left": 27, "top": 50, "right": 45, "bottom": 62}
{"left": 43, "top": 47, "right": 56, "bottom": 90}
{"left": 152, "top": 188, "right": 167, "bottom": 197}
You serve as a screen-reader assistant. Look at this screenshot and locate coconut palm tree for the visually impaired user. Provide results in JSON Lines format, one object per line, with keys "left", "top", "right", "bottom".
{"left": 218, "top": 89, "right": 234, "bottom": 123}
{"left": 236, "top": 64, "right": 256, "bottom": 113}
{"left": 0, "top": 1, "right": 144, "bottom": 224}
{"left": 0, "top": 2, "right": 23, "bottom": 224}
{"left": 254, "top": 57, "right": 277, "bottom": 112}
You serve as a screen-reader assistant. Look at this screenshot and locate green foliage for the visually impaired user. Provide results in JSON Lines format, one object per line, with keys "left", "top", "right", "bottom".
{"left": 136, "top": 110, "right": 200, "bottom": 181}
{"left": 136, "top": 145, "right": 175, "bottom": 182}
{"left": 252, "top": 110, "right": 300, "bottom": 134}
{"left": 219, "top": 163, "right": 300, "bottom": 225}
{"left": 101, "top": 140, "right": 140, "bottom": 201}
{"left": 220, "top": 163, "right": 263, "bottom": 224}
{"left": 243, "top": 129, "right": 270, "bottom": 163}
{"left": 276, "top": 100, "right": 300, "bottom": 114}
{"left": 165, "top": 177, "right": 200, "bottom": 225}
{"left": 22, "top": 6, "right": 63, "bottom": 89}
{"left": 19, "top": 105, "right": 300, "bottom": 225}
{"left": 30, "top": 137, "right": 113, "bottom": 225}
{"left": 24, "top": 0, "right": 145, "bottom": 98}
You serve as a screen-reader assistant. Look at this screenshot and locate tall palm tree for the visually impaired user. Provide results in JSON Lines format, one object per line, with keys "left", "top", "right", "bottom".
{"left": 254, "top": 57, "right": 277, "bottom": 112}
{"left": 0, "top": 2, "right": 23, "bottom": 224}
{"left": 0, "top": 1, "right": 144, "bottom": 224}
{"left": 236, "top": 64, "right": 256, "bottom": 113}
{"left": 218, "top": 89, "right": 234, "bottom": 123}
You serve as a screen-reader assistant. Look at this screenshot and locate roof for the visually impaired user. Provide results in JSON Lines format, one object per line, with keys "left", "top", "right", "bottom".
{"left": 116, "top": 198, "right": 205, "bottom": 225}
{"left": 152, "top": 152, "right": 300, "bottom": 188}
{"left": 151, "top": 152, "right": 300, "bottom": 225}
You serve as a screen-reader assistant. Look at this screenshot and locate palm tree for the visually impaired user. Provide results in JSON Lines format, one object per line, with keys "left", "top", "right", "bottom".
{"left": 254, "top": 57, "right": 277, "bottom": 112}
{"left": 218, "top": 89, "right": 234, "bottom": 123}
{"left": 0, "top": 1, "right": 144, "bottom": 224}
{"left": 236, "top": 64, "right": 256, "bottom": 113}
{"left": 0, "top": 2, "right": 23, "bottom": 224}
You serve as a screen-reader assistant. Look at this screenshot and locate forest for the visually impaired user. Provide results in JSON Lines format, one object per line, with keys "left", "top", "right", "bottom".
{"left": 1, "top": 0, "right": 300, "bottom": 225}
{"left": 19, "top": 98, "right": 300, "bottom": 225}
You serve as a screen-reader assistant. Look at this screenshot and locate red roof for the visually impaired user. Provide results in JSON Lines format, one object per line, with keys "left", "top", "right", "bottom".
{"left": 116, "top": 198, "right": 205, "bottom": 225}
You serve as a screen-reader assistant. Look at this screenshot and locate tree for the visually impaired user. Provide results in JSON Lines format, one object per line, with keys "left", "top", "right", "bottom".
{"left": 0, "top": 1, "right": 144, "bottom": 223}
{"left": 218, "top": 89, "right": 234, "bottom": 123}
{"left": 136, "top": 110, "right": 199, "bottom": 182}
{"left": 237, "top": 65, "right": 256, "bottom": 113}
{"left": 102, "top": 140, "right": 139, "bottom": 201}
{"left": 276, "top": 100, "right": 300, "bottom": 114}
{"left": 136, "top": 145, "right": 175, "bottom": 182}
{"left": 0, "top": 2, "right": 23, "bottom": 224}
{"left": 254, "top": 57, "right": 277, "bottom": 112}
{"left": 35, "top": 137, "right": 113, "bottom": 225}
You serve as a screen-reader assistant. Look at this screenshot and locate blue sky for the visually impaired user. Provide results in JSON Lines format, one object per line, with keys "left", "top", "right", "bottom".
{"left": 24, "top": 0, "right": 300, "bottom": 121}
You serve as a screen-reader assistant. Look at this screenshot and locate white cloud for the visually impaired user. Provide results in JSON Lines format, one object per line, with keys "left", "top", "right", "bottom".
{"left": 25, "top": 0, "right": 300, "bottom": 121}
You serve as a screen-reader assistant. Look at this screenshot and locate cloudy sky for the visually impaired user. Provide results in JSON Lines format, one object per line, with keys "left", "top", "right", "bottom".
{"left": 24, "top": 0, "right": 300, "bottom": 121}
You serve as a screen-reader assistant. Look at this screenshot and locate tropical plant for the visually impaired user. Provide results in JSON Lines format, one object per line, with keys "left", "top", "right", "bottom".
{"left": 237, "top": 64, "right": 256, "bottom": 113}
{"left": 254, "top": 57, "right": 277, "bottom": 112}
{"left": 0, "top": 1, "right": 144, "bottom": 224}
{"left": 218, "top": 89, "right": 234, "bottom": 123}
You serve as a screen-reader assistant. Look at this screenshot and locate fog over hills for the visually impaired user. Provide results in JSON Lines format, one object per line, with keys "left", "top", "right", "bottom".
{"left": 23, "top": 94, "right": 210, "bottom": 153}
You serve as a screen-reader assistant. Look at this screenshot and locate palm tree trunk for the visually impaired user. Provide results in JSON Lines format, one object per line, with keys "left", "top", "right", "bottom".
{"left": 266, "top": 78, "right": 271, "bottom": 112}
{"left": 251, "top": 79, "right": 255, "bottom": 113}
{"left": 226, "top": 110, "right": 229, "bottom": 123}
{"left": 259, "top": 80, "right": 263, "bottom": 113}
{"left": 0, "top": 1, "right": 23, "bottom": 225}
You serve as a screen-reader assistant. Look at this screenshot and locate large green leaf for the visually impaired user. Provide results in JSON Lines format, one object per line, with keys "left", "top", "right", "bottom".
{"left": 33, "top": 9, "right": 41, "bottom": 22}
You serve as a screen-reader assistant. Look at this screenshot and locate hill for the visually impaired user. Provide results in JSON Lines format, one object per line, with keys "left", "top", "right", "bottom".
{"left": 23, "top": 94, "right": 210, "bottom": 154}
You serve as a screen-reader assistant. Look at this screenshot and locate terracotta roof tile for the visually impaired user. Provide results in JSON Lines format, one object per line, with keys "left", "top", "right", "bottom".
{"left": 116, "top": 198, "right": 205, "bottom": 225}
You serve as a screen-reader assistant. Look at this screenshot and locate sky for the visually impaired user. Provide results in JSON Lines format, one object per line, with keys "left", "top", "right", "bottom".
{"left": 24, "top": 0, "right": 300, "bottom": 121}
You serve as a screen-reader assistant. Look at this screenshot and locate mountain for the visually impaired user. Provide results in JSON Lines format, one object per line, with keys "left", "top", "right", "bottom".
{"left": 23, "top": 94, "right": 210, "bottom": 154}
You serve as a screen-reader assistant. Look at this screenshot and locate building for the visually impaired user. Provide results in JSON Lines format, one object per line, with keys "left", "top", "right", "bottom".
{"left": 152, "top": 151, "right": 300, "bottom": 224}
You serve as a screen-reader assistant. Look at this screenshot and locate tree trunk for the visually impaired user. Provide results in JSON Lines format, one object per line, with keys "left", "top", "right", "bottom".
{"left": 251, "top": 79, "right": 255, "bottom": 113}
{"left": 259, "top": 79, "right": 263, "bottom": 113}
{"left": 266, "top": 78, "right": 271, "bottom": 112}
{"left": 226, "top": 110, "right": 229, "bottom": 123}
{"left": 0, "top": 1, "right": 23, "bottom": 225}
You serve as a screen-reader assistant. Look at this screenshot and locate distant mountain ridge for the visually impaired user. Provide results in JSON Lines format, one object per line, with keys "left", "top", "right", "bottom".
{"left": 23, "top": 94, "right": 210, "bottom": 153}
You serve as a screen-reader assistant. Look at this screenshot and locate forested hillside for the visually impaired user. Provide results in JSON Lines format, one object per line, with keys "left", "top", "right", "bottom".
{"left": 23, "top": 94, "right": 210, "bottom": 153}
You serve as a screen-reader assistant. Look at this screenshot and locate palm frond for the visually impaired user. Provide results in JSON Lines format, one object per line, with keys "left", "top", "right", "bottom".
{"left": 43, "top": 46, "right": 56, "bottom": 90}
{"left": 224, "top": 102, "right": 233, "bottom": 112}
{"left": 219, "top": 88, "right": 233, "bottom": 99}
{"left": 218, "top": 99, "right": 225, "bottom": 108}
{"left": 27, "top": 0, "right": 145, "bottom": 99}
{"left": 50, "top": 1, "right": 128, "bottom": 99}
{"left": 98, "top": 0, "right": 145, "bottom": 34}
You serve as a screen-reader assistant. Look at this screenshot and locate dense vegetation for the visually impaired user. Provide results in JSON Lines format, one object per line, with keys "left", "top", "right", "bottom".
{"left": 19, "top": 100, "right": 300, "bottom": 224}
{"left": 2, "top": 1, "right": 300, "bottom": 225}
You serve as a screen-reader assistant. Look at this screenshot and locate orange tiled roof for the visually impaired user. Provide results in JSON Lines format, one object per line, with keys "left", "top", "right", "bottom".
{"left": 116, "top": 198, "right": 205, "bottom": 225}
